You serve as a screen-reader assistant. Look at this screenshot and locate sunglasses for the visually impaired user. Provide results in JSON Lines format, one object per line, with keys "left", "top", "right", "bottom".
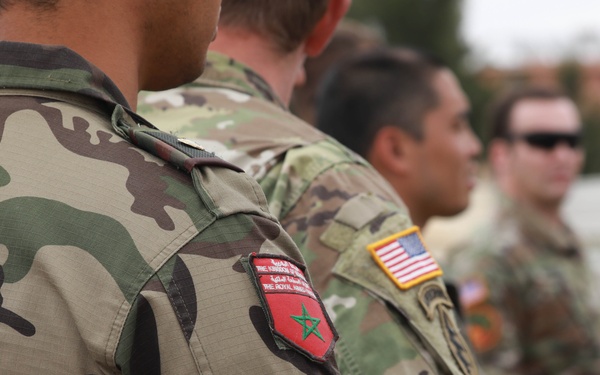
{"left": 506, "top": 131, "right": 583, "bottom": 150}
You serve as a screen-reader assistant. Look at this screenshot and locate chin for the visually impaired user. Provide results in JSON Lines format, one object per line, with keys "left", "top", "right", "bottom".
{"left": 143, "top": 51, "right": 206, "bottom": 91}
{"left": 145, "top": 67, "right": 203, "bottom": 92}
{"left": 438, "top": 201, "right": 469, "bottom": 218}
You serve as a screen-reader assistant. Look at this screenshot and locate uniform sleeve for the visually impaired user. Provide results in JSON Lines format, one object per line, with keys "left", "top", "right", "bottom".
{"left": 115, "top": 212, "right": 339, "bottom": 375}
{"left": 452, "top": 236, "right": 600, "bottom": 375}
{"left": 450, "top": 247, "right": 525, "bottom": 375}
{"left": 279, "top": 164, "right": 475, "bottom": 375}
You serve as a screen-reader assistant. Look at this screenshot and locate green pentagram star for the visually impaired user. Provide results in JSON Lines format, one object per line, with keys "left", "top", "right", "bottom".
{"left": 291, "top": 303, "right": 325, "bottom": 341}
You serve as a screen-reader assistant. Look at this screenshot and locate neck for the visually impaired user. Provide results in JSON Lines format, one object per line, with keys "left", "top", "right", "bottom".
{"left": 0, "top": 3, "right": 141, "bottom": 109}
{"left": 499, "top": 183, "right": 564, "bottom": 226}
{"left": 523, "top": 197, "right": 563, "bottom": 226}
{"left": 210, "top": 28, "right": 307, "bottom": 105}
{"left": 407, "top": 209, "right": 428, "bottom": 230}
{"left": 377, "top": 167, "right": 429, "bottom": 229}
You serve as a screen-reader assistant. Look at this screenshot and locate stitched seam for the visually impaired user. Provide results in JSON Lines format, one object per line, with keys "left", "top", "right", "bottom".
{"left": 166, "top": 270, "right": 212, "bottom": 375}
{"left": 246, "top": 173, "right": 270, "bottom": 215}
{"left": 110, "top": 222, "right": 204, "bottom": 370}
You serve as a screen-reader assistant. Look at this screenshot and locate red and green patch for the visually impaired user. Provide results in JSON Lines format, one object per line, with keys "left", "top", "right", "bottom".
{"left": 244, "top": 253, "right": 337, "bottom": 362}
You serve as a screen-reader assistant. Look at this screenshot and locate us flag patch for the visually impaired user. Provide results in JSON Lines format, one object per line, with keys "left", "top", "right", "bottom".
{"left": 367, "top": 226, "right": 442, "bottom": 290}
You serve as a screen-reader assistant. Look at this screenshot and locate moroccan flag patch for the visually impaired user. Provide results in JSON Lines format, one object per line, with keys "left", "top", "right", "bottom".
{"left": 367, "top": 226, "right": 442, "bottom": 290}
{"left": 244, "top": 253, "right": 337, "bottom": 362}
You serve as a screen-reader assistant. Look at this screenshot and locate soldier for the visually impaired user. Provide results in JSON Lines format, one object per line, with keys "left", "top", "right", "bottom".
{"left": 0, "top": 0, "right": 339, "bottom": 373}
{"left": 445, "top": 86, "right": 600, "bottom": 374}
{"left": 316, "top": 48, "right": 481, "bottom": 228}
{"left": 138, "top": 1, "right": 480, "bottom": 374}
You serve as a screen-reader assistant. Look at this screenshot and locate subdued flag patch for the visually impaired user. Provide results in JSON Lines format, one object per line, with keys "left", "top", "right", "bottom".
{"left": 243, "top": 253, "right": 337, "bottom": 363}
{"left": 459, "top": 278, "right": 489, "bottom": 308}
{"left": 367, "top": 226, "right": 442, "bottom": 290}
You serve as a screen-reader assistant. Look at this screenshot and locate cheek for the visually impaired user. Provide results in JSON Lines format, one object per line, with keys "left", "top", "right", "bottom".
{"left": 189, "top": 3, "right": 220, "bottom": 38}
{"left": 572, "top": 151, "right": 585, "bottom": 171}
{"left": 424, "top": 146, "right": 461, "bottom": 187}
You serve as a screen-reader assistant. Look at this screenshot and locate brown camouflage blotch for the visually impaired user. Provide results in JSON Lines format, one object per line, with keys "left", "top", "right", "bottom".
{"left": 167, "top": 256, "right": 197, "bottom": 342}
{"left": 179, "top": 214, "right": 280, "bottom": 273}
{"left": 360, "top": 299, "right": 394, "bottom": 334}
{"left": 22, "top": 97, "right": 189, "bottom": 231}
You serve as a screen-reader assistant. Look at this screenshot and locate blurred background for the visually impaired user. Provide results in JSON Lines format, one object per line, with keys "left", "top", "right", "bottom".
{"left": 327, "top": 0, "right": 600, "bottom": 267}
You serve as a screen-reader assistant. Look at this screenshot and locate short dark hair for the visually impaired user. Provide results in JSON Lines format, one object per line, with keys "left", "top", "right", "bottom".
{"left": 488, "top": 85, "right": 567, "bottom": 141}
{"left": 316, "top": 47, "right": 445, "bottom": 157}
{"left": 219, "top": 0, "right": 329, "bottom": 54}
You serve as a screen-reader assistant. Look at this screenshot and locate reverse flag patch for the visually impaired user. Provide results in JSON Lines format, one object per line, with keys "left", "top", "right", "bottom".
{"left": 367, "top": 226, "right": 442, "bottom": 290}
{"left": 243, "top": 253, "right": 337, "bottom": 362}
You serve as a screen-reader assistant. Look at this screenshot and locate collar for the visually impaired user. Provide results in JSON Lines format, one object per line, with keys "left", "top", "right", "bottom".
{"left": 0, "top": 41, "right": 130, "bottom": 108}
{"left": 500, "top": 195, "right": 580, "bottom": 256}
{"left": 193, "top": 51, "right": 287, "bottom": 110}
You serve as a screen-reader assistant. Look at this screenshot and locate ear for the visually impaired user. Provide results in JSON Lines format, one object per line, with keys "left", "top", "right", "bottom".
{"left": 367, "top": 126, "right": 415, "bottom": 177}
{"left": 304, "top": 0, "right": 351, "bottom": 57}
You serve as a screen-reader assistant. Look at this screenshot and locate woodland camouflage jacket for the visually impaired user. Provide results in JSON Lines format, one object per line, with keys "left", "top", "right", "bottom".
{"left": 0, "top": 42, "right": 340, "bottom": 374}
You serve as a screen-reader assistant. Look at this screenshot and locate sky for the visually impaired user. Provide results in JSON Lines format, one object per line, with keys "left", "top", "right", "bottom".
{"left": 461, "top": 0, "right": 600, "bottom": 68}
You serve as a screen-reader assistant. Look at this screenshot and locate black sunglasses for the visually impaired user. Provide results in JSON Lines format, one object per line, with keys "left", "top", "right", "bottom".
{"left": 506, "top": 131, "right": 583, "bottom": 150}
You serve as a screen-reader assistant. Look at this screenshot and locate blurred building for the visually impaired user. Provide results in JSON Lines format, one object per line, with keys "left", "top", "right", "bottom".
{"left": 477, "top": 62, "right": 600, "bottom": 110}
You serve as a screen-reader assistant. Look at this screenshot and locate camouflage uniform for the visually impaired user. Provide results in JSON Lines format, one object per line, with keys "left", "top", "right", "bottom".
{"left": 0, "top": 42, "right": 340, "bottom": 374}
{"left": 139, "top": 52, "right": 480, "bottom": 375}
{"left": 444, "top": 196, "right": 600, "bottom": 375}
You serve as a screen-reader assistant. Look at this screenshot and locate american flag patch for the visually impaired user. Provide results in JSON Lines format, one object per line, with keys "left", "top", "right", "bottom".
{"left": 367, "top": 226, "right": 442, "bottom": 290}
{"left": 459, "top": 278, "right": 489, "bottom": 308}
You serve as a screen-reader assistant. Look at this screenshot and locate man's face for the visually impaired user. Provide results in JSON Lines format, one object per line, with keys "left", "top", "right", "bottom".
{"left": 139, "top": 0, "right": 222, "bottom": 90}
{"left": 411, "top": 69, "right": 482, "bottom": 219}
{"left": 501, "top": 98, "right": 584, "bottom": 207}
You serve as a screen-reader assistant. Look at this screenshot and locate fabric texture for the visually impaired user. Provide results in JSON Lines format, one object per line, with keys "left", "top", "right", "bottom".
{"left": 445, "top": 195, "right": 600, "bottom": 375}
{"left": 138, "top": 51, "right": 481, "bottom": 375}
{"left": 0, "top": 42, "right": 339, "bottom": 374}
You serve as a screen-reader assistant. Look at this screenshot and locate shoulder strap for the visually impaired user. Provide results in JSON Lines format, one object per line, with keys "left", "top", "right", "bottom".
{"left": 0, "top": 88, "right": 271, "bottom": 219}
{"left": 111, "top": 104, "right": 244, "bottom": 174}
{"left": 110, "top": 104, "right": 272, "bottom": 219}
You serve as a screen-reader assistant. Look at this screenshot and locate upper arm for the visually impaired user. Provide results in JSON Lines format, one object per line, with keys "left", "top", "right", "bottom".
{"left": 116, "top": 213, "right": 339, "bottom": 374}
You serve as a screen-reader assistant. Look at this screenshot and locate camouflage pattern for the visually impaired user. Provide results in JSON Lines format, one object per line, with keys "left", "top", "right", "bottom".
{"left": 0, "top": 42, "right": 340, "bottom": 374}
{"left": 444, "top": 195, "right": 600, "bottom": 375}
{"left": 138, "top": 51, "right": 481, "bottom": 375}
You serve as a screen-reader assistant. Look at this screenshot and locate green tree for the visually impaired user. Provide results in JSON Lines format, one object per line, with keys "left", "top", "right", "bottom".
{"left": 347, "top": 0, "right": 467, "bottom": 72}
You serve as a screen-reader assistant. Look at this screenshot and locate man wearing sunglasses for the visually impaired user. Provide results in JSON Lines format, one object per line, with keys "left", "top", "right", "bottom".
{"left": 445, "top": 86, "right": 600, "bottom": 374}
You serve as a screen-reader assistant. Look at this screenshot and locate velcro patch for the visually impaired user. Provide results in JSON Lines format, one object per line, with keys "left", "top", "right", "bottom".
{"left": 367, "top": 226, "right": 442, "bottom": 290}
{"left": 466, "top": 304, "right": 503, "bottom": 353}
{"left": 459, "top": 278, "right": 489, "bottom": 308}
{"left": 245, "top": 253, "right": 337, "bottom": 362}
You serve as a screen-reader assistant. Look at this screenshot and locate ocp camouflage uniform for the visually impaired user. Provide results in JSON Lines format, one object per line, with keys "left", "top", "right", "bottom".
{"left": 138, "top": 52, "right": 481, "bottom": 375}
{"left": 0, "top": 42, "right": 340, "bottom": 374}
{"left": 444, "top": 196, "right": 600, "bottom": 375}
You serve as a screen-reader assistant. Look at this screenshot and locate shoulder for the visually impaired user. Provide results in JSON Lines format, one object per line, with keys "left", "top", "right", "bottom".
{"left": 139, "top": 85, "right": 321, "bottom": 143}
{"left": 261, "top": 138, "right": 404, "bottom": 219}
